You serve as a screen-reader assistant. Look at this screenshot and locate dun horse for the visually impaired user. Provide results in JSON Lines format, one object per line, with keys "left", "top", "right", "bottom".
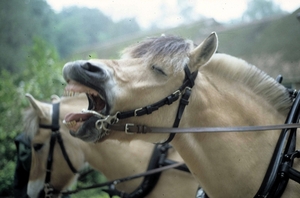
{"left": 62, "top": 32, "right": 300, "bottom": 197}
{"left": 24, "top": 93, "right": 199, "bottom": 198}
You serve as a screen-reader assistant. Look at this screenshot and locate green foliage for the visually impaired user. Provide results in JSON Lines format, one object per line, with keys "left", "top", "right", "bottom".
{"left": 71, "top": 169, "right": 114, "bottom": 198}
{"left": 0, "top": 0, "right": 56, "bottom": 73}
{"left": 0, "top": 70, "right": 21, "bottom": 195}
{"left": 0, "top": 37, "right": 64, "bottom": 196}
{"left": 19, "top": 37, "right": 65, "bottom": 99}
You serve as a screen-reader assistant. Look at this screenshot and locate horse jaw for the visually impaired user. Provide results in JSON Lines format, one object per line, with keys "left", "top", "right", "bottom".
{"left": 27, "top": 179, "right": 44, "bottom": 198}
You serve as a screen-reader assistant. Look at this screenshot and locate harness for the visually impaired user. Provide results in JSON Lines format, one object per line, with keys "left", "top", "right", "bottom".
{"left": 39, "top": 102, "right": 78, "bottom": 197}
{"left": 101, "top": 144, "right": 190, "bottom": 198}
{"left": 255, "top": 89, "right": 300, "bottom": 197}
{"left": 91, "top": 64, "right": 300, "bottom": 197}
{"left": 40, "top": 102, "right": 193, "bottom": 198}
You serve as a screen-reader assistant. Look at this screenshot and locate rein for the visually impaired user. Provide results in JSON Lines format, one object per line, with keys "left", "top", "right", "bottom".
{"left": 95, "top": 65, "right": 198, "bottom": 144}
{"left": 39, "top": 102, "right": 78, "bottom": 197}
{"left": 61, "top": 144, "right": 190, "bottom": 197}
{"left": 62, "top": 161, "right": 185, "bottom": 196}
{"left": 41, "top": 103, "right": 191, "bottom": 197}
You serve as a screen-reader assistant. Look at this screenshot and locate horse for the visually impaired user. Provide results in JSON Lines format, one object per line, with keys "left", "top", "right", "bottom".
{"left": 62, "top": 32, "right": 300, "bottom": 197}
{"left": 23, "top": 93, "right": 199, "bottom": 198}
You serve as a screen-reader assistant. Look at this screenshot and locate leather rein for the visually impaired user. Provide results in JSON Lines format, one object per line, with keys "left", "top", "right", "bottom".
{"left": 41, "top": 102, "right": 191, "bottom": 197}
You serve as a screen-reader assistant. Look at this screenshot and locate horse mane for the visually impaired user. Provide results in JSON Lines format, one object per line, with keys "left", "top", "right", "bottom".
{"left": 121, "top": 35, "right": 194, "bottom": 73}
{"left": 205, "top": 54, "right": 293, "bottom": 114}
{"left": 122, "top": 35, "right": 292, "bottom": 114}
{"left": 23, "top": 107, "right": 39, "bottom": 140}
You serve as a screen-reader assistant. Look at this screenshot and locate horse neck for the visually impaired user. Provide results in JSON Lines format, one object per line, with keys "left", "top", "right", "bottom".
{"left": 169, "top": 56, "right": 290, "bottom": 197}
{"left": 80, "top": 139, "right": 154, "bottom": 190}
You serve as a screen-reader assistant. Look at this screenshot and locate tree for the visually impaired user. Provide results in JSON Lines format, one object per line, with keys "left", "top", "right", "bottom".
{"left": 243, "top": 0, "right": 286, "bottom": 22}
{"left": 0, "top": 37, "right": 63, "bottom": 196}
{"left": 0, "top": 0, "right": 56, "bottom": 73}
{"left": 54, "top": 7, "right": 141, "bottom": 58}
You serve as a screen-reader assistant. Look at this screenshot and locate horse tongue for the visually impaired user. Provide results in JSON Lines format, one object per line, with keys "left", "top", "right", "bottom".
{"left": 64, "top": 112, "right": 93, "bottom": 122}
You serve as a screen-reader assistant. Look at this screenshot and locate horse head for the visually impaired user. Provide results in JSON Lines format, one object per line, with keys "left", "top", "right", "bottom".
{"left": 63, "top": 32, "right": 218, "bottom": 143}
{"left": 24, "top": 93, "right": 88, "bottom": 198}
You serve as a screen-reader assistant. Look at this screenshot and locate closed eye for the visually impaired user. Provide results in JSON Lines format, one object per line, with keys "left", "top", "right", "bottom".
{"left": 33, "top": 143, "right": 43, "bottom": 151}
{"left": 151, "top": 65, "right": 167, "bottom": 76}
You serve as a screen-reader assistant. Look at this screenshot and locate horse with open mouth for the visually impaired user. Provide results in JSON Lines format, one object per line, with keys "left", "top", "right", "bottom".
{"left": 24, "top": 93, "right": 199, "bottom": 198}
{"left": 62, "top": 32, "right": 300, "bottom": 197}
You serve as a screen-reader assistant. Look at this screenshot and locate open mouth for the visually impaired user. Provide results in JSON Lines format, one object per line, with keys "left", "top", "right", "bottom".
{"left": 63, "top": 80, "right": 107, "bottom": 132}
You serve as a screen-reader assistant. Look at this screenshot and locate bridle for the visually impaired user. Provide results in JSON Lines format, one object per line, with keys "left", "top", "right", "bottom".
{"left": 39, "top": 102, "right": 195, "bottom": 198}
{"left": 92, "top": 66, "right": 300, "bottom": 137}
{"left": 94, "top": 65, "right": 198, "bottom": 144}
{"left": 38, "top": 102, "right": 77, "bottom": 197}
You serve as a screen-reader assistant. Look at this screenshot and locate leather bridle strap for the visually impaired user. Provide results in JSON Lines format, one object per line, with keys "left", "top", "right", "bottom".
{"left": 45, "top": 132, "right": 57, "bottom": 184}
{"left": 40, "top": 102, "right": 77, "bottom": 196}
{"left": 115, "top": 66, "right": 197, "bottom": 120}
{"left": 44, "top": 102, "right": 60, "bottom": 184}
{"left": 109, "top": 123, "right": 300, "bottom": 134}
{"left": 161, "top": 66, "right": 197, "bottom": 144}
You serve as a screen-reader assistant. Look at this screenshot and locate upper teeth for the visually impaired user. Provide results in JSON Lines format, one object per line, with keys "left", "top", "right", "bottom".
{"left": 64, "top": 90, "right": 80, "bottom": 97}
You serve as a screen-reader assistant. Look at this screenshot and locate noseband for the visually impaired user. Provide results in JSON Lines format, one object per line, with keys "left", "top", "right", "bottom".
{"left": 39, "top": 102, "right": 77, "bottom": 197}
{"left": 94, "top": 65, "right": 198, "bottom": 144}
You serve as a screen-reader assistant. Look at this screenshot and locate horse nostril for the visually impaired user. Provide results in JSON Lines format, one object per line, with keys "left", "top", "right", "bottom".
{"left": 81, "top": 62, "right": 101, "bottom": 72}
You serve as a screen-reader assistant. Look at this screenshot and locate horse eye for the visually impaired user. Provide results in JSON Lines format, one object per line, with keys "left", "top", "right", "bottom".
{"left": 33, "top": 143, "right": 43, "bottom": 151}
{"left": 151, "top": 65, "right": 167, "bottom": 76}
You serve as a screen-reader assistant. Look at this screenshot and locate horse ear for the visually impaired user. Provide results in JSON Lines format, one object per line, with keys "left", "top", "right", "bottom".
{"left": 189, "top": 32, "right": 218, "bottom": 71}
{"left": 25, "top": 93, "right": 48, "bottom": 118}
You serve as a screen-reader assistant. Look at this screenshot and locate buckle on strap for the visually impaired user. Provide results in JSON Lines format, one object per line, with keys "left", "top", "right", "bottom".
{"left": 125, "top": 123, "right": 135, "bottom": 134}
{"left": 125, "top": 124, "right": 149, "bottom": 134}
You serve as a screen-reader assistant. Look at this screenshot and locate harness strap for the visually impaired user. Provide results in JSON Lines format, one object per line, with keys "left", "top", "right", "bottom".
{"left": 62, "top": 162, "right": 185, "bottom": 195}
{"left": 160, "top": 67, "right": 197, "bottom": 144}
{"left": 116, "top": 66, "right": 197, "bottom": 121}
{"left": 40, "top": 102, "right": 78, "bottom": 197}
{"left": 45, "top": 132, "right": 57, "bottom": 184}
{"left": 56, "top": 132, "right": 77, "bottom": 174}
{"left": 280, "top": 151, "right": 300, "bottom": 183}
{"left": 44, "top": 102, "right": 60, "bottom": 184}
{"left": 255, "top": 91, "right": 300, "bottom": 197}
{"left": 103, "top": 144, "right": 173, "bottom": 198}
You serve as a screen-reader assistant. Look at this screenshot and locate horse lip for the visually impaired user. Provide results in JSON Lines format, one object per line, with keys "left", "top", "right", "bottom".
{"left": 63, "top": 60, "right": 113, "bottom": 115}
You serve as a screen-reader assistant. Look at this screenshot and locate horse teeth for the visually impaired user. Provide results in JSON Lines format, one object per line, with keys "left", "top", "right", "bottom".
{"left": 64, "top": 90, "right": 78, "bottom": 97}
{"left": 62, "top": 120, "right": 77, "bottom": 127}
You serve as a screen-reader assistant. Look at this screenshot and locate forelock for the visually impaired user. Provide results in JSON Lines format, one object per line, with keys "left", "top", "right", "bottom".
{"left": 121, "top": 35, "right": 194, "bottom": 72}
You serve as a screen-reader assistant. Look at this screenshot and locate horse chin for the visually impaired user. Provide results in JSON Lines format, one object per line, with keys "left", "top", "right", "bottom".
{"left": 70, "top": 116, "right": 108, "bottom": 143}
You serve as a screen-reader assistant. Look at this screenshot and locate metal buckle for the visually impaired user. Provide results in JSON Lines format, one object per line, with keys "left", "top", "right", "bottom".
{"left": 183, "top": 87, "right": 192, "bottom": 94}
{"left": 125, "top": 123, "right": 134, "bottom": 134}
{"left": 94, "top": 112, "right": 120, "bottom": 132}
{"left": 172, "top": 90, "right": 181, "bottom": 96}
{"left": 134, "top": 108, "right": 142, "bottom": 116}
{"left": 44, "top": 183, "right": 54, "bottom": 198}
